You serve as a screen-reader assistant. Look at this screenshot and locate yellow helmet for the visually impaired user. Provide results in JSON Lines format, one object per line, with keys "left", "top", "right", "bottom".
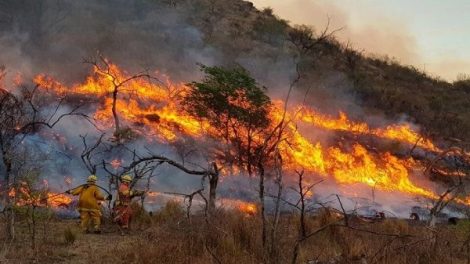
{"left": 121, "top": 175, "right": 132, "bottom": 183}
{"left": 87, "top": 174, "right": 98, "bottom": 182}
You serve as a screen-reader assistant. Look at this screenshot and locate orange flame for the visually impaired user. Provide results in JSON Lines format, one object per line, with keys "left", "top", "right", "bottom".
{"left": 299, "top": 108, "right": 439, "bottom": 152}
{"left": 238, "top": 202, "right": 257, "bottom": 216}
{"left": 8, "top": 187, "right": 72, "bottom": 208}
{"left": 33, "top": 61, "right": 457, "bottom": 204}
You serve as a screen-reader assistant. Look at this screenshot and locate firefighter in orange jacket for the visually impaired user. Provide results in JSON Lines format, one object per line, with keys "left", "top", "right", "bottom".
{"left": 66, "top": 175, "right": 110, "bottom": 233}
{"left": 113, "top": 175, "right": 144, "bottom": 234}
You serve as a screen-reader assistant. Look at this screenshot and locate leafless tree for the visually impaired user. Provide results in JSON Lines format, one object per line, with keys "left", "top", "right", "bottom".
{"left": 80, "top": 133, "right": 106, "bottom": 175}
{"left": 288, "top": 16, "right": 343, "bottom": 55}
{"left": 164, "top": 188, "right": 208, "bottom": 221}
{"left": 0, "top": 73, "right": 89, "bottom": 240}
{"left": 83, "top": 54, "right": 160, "bottom": 139}
{"left": 425, "top": 146, "right": 469, "bottom": 227}
{"left": 101, "top": 150, "right": 219, "bottom": 213}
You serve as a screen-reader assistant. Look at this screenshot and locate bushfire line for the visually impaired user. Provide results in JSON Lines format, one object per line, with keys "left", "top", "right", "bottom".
{"left": 31, "top": 61, "right": 469, "bottom": 206}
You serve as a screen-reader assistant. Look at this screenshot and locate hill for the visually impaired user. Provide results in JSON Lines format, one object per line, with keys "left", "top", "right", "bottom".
{"left": 1, "top": 1, "right": 470, "bottom": 263}
{"left": 1, "top": 0, "right": 469, "bottom": 146}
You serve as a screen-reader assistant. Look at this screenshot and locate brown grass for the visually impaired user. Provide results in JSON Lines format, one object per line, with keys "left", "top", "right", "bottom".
{"left": 1, "top": 201, "right": 470, "bottom": 263}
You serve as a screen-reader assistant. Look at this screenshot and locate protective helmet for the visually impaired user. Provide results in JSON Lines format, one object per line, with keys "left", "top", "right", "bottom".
{"left": 121, "top": 175, "right": 132, "bottom": 183}
{"left": 87, "top": 174, "right": 98, "bottom": 182}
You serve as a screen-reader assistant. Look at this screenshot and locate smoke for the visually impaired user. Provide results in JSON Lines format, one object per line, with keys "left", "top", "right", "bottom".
{"left": 428, "top": 58, "right": 470, "bottom": 81}
{"left": 0, "top": 0, "right": 221, "bottom": 82}
{"left": 0, "top": 0, "right": 225, "bottom": 200}
{"left": 0, "top": 0, "right": 453, "bottom": 216}
{"left": 251, "top": 0, "right": 420, "bottom": 64}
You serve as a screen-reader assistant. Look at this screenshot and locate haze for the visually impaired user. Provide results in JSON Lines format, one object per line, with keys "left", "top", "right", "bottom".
{"left": 251, "top": 0, "right": 470, "bottom": 81}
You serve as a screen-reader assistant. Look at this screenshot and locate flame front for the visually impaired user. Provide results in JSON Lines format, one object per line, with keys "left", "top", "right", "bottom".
{"left": 34, "top": 62, "right": 452, "bottom": 204}
{"left": 299, "top": 108, "right": 439, "bottom": 152}
{"left": 9, "top": 183, "right": 72, "bottom": 208}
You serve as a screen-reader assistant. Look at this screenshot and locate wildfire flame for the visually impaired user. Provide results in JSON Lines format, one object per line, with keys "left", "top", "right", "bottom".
{"left": 8, "top": 184, "right": 72, "bottom": 208}
{"left": 237, "top": 202, "right": 258, "bottom": 216}
{"left": 298, "top": 109, "right": 439, "bottom": 152}
{"left": 33, "top": 61, "right": 464, "bottom": 205}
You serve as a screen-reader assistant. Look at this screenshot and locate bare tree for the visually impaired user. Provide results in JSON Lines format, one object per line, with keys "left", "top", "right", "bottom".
{"left": 0, "top": 75, "right": 88, "bottom": 240}
{"left": 164, "top": 188, "right": 208, "bottom": 221}
{"left": 83, "top": 54, "right": 159, "bottom": 139}
{"left": 80, "top": 133, "right": 106, "bottom": 175}
{"left": 125, "top": 156, "right": 218, "bottom": 211}
{"left": 425, "top": 146, "right": 469, "bottom": 227}
{"left": 288, "top": 16, "right": 343, "bottom": 55}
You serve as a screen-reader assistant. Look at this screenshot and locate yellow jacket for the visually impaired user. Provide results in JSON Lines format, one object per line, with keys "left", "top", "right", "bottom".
{"left": 70, "top": 184, "right": 105, "bottom": 211}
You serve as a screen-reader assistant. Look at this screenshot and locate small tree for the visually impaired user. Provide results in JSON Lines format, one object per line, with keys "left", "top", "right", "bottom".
{"left": 184, "top": 64, "right": 272, "bottom": 176}
{"left": 184, "top": 65, "right": 285, "bottom": 253}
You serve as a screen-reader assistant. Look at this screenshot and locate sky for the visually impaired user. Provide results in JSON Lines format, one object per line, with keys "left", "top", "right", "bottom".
{"left": 251, "top": 0, "right": 470, "bottom": 81}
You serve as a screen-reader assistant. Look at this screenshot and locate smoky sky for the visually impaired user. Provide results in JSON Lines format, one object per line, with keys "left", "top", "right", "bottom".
{"left": 0, "top": 0, "right": 222, "bottom": 82}
{"left": 0, "top": 0, "right": 443, "bottom": 214}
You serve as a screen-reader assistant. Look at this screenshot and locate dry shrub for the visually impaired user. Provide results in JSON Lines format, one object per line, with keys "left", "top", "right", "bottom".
{"left": 3, "top": 206, "right": 470, "bottom": 264}
{"left": 130, "top": 201, "right": 153, "bottom": 230}
{"left": 63, "top": 226, "right": 77, "bottom": 245}
{"left": 378, "top": 219, "right": 410, "bottom": 234}
{"left": 153, "top": 200, "right": 185, "bottom": 223}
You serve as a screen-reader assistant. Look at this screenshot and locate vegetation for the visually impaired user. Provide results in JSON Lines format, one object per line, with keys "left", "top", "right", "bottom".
{"left": 1, "top": 1, "right": 470, "bottom": 263}
{"left": 184, "top": 0, "right": 470, "bottom": 146}
{"left": 2, "top": 201, "right": 470, "bottom": 264}
{"left": 184, "top": 64, "right": 272, "bottom": 174}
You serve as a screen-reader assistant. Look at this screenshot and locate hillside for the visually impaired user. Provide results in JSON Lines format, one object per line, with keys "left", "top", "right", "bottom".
{"left": 177, "top": 0, "right": 470, "bottom": 146}
{"left": 1, "top": 0, "right": 469, "bottom": 146}
{"left": 1, "top": 1, "right": 470, "bottom": 263}
{"left": 193, "top": 0, "right": 470, "bottom": 145}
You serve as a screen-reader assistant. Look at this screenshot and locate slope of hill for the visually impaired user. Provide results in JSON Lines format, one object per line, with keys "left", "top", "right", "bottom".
{"left": 1, "top": 0, "right": 468, "bottom": 147}
{"left": 179, "top": 0, "right": 470, "bottom": 145}
{"left": 1, "top": 1, "right": 470, "bottom": 263}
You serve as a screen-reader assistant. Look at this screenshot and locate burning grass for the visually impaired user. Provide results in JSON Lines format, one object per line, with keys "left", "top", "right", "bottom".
{"left": 32, "top": 61, "right": 462, "bottom": 205}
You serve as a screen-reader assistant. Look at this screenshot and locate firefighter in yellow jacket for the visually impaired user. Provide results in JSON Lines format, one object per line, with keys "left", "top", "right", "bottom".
{"left": 66, "top": 175, "right": 110, "bottom": 233}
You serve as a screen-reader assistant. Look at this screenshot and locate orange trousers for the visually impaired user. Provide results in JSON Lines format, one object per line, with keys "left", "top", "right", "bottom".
{"left": 113, "top": 205, "right": 132, "bottom": 229}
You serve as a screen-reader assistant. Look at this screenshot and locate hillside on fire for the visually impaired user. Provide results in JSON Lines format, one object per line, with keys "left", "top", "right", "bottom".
{"left": 1, "top": 0, "right": 470, "bottom": 263}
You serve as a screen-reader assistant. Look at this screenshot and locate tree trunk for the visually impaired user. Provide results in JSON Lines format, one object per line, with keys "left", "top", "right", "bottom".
{"left": 3, "top": 153, "right": 15, "bottom": 240}
{"left": 429, "top": 214, "right": 437, "bottom": 228}
{"left": 208, "top": 174, "right": 218, "bottom": 213}
{"left": 270, "top": 154, "right": 283, "bottom": 262}
{"left": 31, "top": 205, "right": 37, "bottom": 249}
{"left": 112, "top": 86, "right": 120, "bottom": 134}
{"left": 258, "top": 162, "right": 267, "bottom": 251}
{"left": 292, "top": 241, "right": 301, "bottom": 264}
{"left": 208, "top": 163, "right": 219, "bottom": 213}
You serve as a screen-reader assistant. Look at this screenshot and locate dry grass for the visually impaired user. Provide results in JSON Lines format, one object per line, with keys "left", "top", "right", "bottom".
{"left": 1, "top": 201, "right": 470, "bottom": 263}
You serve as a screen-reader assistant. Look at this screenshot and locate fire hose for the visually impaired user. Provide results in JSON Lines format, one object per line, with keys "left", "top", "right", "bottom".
{"left": 65, "top": 183, "right": 113, "bottom": 199}
{"left": 65, "top": 183, "right": 114, "bottom": 211}
{"left": 7, "top": 183, "right": 113, "bottom": 207}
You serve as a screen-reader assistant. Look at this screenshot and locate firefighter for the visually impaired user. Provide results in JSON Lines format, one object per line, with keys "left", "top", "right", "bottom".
{"left": 66, "top": 175, "right": 111, "bottom": 234}
{"left": 113, "top": 175, "right": 144, "bottom": 235}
